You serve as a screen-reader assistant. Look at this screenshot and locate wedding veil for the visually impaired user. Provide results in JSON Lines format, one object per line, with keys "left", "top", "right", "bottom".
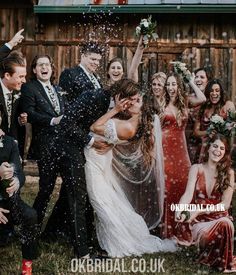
{"left": 112, "top": 115, "right": 165, "bottom": 230}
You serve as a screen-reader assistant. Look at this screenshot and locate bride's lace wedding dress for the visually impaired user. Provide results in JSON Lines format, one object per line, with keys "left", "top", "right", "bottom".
{"left": 84, "top": 116, "right": 177, "bottom": 257}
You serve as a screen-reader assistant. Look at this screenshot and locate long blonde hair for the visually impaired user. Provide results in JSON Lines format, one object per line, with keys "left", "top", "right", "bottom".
{"left": 151, "top": 72, "right": 167, "bottom": 116}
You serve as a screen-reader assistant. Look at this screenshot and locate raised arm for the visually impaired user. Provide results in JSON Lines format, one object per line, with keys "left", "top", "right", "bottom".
{"left": 0, "top": 29, "right": 24, "bottom": 62}
{"left": 7, "top": 29, "right": 24, "bottom": 49}
{"left": 188, "top": 77, "right": 206, "bottom": 107}
{"left": 127, "top": 36, "right": 144, "bottom": 83}
{"left": 90, "top": 97, "right": 130, "bottom": 137}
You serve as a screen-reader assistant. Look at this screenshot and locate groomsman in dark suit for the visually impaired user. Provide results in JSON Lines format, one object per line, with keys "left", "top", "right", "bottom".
{"left": 0, "top": 29, "right": 27, "bottom": 156}
{"left": 20, "top": 54, "right": 65, "bottom": 226}
{"left": 21, "top": 54, "right": 92, "bottom": 259}
{"left": 0, "top": 134, "right": 38, "bottom": 275}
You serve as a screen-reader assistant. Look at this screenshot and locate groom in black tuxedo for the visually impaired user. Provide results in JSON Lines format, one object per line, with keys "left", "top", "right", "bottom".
{"left": 51, "top": 78, "right": 140, "bottom": 259}
{"left": 44, "top": 42, "right": 108, "bottom": 256}
{"left": 59, "top": 41, "right": 103, "bottom": 103}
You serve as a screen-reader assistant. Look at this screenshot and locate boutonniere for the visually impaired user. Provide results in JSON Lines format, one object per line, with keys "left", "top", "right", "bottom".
{"left": 13, "top": 92, "right": 21, "bottom": 103}
{"left": 57, "top": 89, "right": 68, "bottom": 96}
{"left": 56, "top": 86, "right": 68, "bottom": 96}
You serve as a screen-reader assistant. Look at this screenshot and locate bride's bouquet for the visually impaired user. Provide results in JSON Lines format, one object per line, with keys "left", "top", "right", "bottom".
{"left": 135, "top": 16, "right": 158, "bottom": 48}
{"left": 170, "top": 61, "right": 192, "bottom": 83}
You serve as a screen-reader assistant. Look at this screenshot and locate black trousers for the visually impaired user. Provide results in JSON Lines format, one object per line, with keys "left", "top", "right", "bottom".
{"left": 33, "top": 142, "right": 94, "bottom": 257}
{"left": 0, "top": 194, "right": 38, "bottom": 260}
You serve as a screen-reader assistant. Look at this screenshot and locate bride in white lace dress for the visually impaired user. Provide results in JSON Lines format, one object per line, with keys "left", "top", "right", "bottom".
{"left": 84, "top": 93, "right": 177, "bottom": 257}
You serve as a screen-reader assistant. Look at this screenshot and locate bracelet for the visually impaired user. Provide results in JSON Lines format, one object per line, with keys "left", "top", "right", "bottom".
{"left": 180, "top": 210, "right": 190, "bottom": 221}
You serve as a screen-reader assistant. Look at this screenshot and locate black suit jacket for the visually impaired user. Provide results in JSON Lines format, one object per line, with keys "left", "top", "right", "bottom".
{"left": 20, "top": 80, "right": 66, "bottom": 157}
{"left": 59, "top": 88, "right": 111, "bottom": 145}
{"left": 0, "top": 135, "right": 25, "bottom": 187}
{"left": 0, "top": 87, "right": 21, "bottom": 140}
{"left": 0, "top": 44, "right": 25, "bottom": 155}
{"left": 0, "top": 43, "right": 18, "bottom": 137}
{"left": 0, "top": 44, "right": 11, "bottom": 60}
{"left": 59, "top": 65, "right": 102, "bottom": 103}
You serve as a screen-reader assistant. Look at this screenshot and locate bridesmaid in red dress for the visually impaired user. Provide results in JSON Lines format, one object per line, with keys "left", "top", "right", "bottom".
{"left": 194, "top": 79, "right": 235, "bottom": 163}
{"left": 175, "top": 134, "right": 236, "bottom": 273}
{"left": 160, "top": 72, "right": 206, "bottom": 238}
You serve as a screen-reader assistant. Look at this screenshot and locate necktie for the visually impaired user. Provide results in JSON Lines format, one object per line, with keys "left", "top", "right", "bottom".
{"left": 46, "top": 85, "right": 60, "bottom": 114}
{"left": 90, "top": 74, "right": 100, "bottom": 89}
{"left": 6, "top": 93, "right": 12, "bottom": 128}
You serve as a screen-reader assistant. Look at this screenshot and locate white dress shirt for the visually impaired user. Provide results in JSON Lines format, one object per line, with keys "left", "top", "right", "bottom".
{"left": 0, "top": 79, "right": 13, "bottom": 128}
{"left": 79, "top": 64, "right": 101, "bottom": 89}
{"left": 38, "top": 80, "right": 61, "bottom": 126}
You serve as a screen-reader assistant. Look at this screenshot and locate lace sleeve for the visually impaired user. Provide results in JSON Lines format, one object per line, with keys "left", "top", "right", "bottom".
{"left": 104, "top": 119, "right": 118, "bottom": 144}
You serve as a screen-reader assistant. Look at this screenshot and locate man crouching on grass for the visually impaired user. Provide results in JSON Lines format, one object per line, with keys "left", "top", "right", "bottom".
{"left": 0, "top": 134, "right": 38, "bottom": 275}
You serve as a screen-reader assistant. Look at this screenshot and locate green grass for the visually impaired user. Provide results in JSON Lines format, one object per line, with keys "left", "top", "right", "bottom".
{"left": 0, "top": 175, "right": 232, "bottom": 275}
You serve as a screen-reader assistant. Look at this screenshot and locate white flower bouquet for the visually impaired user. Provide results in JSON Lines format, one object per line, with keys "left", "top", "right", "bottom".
{"left": 207, "top": 113, "right": 236, "bottom": 138}
{"left": 135, "top": 16, "right": 158, "bottom": 48}
{"left": 170, "top": 61, "right": 192, "bottom": 83}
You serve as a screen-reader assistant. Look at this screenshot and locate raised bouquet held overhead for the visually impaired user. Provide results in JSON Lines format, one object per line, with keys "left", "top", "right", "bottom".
{"left": 135, "top": 16, "right": 158, "bottom": 48}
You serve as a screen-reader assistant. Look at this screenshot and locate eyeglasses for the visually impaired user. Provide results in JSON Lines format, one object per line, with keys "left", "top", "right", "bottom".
{"left": 36, "top": 63, "right": 51, "bottom": 68}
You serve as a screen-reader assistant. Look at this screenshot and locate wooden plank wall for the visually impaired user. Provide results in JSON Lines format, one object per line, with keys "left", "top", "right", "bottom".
{"left": 0, "top": 5, "right": 236, "bottom": 101}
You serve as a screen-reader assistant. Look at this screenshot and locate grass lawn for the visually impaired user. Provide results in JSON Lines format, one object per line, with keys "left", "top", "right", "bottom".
{"left": 0, "top": 175, "right": 233, "bottom": 275}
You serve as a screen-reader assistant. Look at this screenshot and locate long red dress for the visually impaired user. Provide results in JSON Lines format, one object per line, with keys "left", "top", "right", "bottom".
{"left": 177, "top": 164, "right": 236, "bottom": 272}
{"left": 161, "top": 107, "right": 191, "bottom": 238}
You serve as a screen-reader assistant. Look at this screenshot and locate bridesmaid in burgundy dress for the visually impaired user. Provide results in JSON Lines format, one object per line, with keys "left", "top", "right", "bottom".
{"left": 194, "top": 79, "right": 235, "bottom": 163}
{"left": 160, "top": 72, "right": 206, "bottom": 238}
{"left": 175, "top": 134, "right": 236, "bottom": 273}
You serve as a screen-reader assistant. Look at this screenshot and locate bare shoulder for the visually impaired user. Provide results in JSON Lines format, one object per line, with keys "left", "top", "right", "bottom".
{"left": 190, "top": 163, "right": 201, "bottom": 174}
{"left": 225, "top": 100, "right": 235, "bottom": 111}
{"left": 229, "top": 168, "right": 235, "bottom": 177}
{"left": 114, "top": 119, "right": 136, "bottom": 140}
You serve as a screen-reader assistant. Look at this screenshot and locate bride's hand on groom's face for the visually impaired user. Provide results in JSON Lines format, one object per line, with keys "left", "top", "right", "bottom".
{"left": 93, "top": 139, "right": 113, "bottom": 154}
{"left": 114, "top": 95, "right": 132, "bottom": 113}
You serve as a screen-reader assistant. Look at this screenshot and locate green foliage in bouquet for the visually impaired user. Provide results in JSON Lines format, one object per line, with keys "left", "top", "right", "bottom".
{"left": 136, "top": 16, "right": 158, "bottom": 48}
{"left": 207, "top": 112, "right": 236, "bottom": 138}
{"left": 170, "top": 61, "right": 192, "bottom": 83}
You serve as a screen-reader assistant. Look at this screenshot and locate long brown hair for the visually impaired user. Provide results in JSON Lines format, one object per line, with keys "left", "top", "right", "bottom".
{"left": 136, "top": 94, "right": 156, "bottom": 167}
{"left": 164, "top": 72, "right": 187, "bottom": 126}
{"left": 198, "top": 79, "right": 227, "bottom": 121}
{"left": 202, "top": 134, "right": 232, "bottom": 193}
{"left": 106, "top": 57, "right": 125, "bottom": 79}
